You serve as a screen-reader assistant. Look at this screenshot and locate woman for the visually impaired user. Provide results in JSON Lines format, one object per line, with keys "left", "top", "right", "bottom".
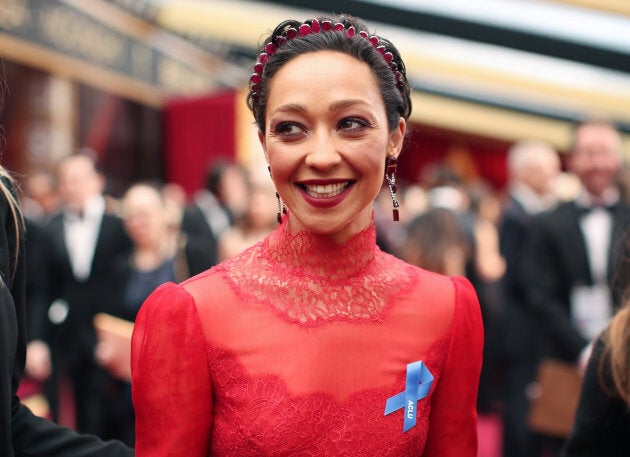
{"left": 132, "top": 14, "right": 483, "bottom": 456}
{"left": 96, "top": 182, "right": 215, "bottom": 445}
{"left": 113, "top": 183, "right": 214, "bottom": 322}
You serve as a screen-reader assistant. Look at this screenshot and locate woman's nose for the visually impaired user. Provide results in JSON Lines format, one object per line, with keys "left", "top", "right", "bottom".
{"left": 304, "top": 131, "right": 341, "bottom": 170}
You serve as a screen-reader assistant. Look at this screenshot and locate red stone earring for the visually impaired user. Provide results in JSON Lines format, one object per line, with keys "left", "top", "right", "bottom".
{"left": 269, "top": 166, "right": 286, "bottom": 223}
{"left": 384, "top": 157, "right": 400, "bottom": 221}
{"left": 275, "top": 191, "right": 287, "bottom": 224}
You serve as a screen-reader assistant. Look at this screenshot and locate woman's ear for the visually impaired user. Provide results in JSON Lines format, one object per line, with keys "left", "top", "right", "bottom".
{"left": 388, "top": 117, "right": 406, "bottom": 159}
{"left": 258, "top": 130, "right": 269, "bottom": 163}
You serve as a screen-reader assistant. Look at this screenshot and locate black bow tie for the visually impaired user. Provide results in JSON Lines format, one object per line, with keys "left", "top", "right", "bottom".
{"left": 577, "top": 203, "right": 616, "bottom": 215}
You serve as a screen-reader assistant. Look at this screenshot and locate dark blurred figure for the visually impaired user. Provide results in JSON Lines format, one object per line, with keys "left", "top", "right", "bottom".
{"left": 94, "top": 182, "right": 215, "bottom": 446}
{"left": 30, "top": 153, "right": 132, "bottom": 438}
{"left": 428, "top": 176, "right": 506, "bottom": 416}
{"left": 498, "top": 139, "right": 561, "bottom": 457}
{"left": 19, "top": 170, "right": 60, "bottom": 346}
{"left": 19, "top": 172, "right": 59, "bottom": 386}
{"left": 521, "top": 120, "right": 630, "bottom": 455}
{"left": 19, "top": 171, "right": 60, "bottom": 387}
{"left": 180, "top": 160, "right": 249, "bottom": 263}
{"left": 465, "top": 181, "right": 506, "bottom": 419}
{"left": 401, "top": 207, "right": 470, "bottom": 277}
{"left": 562, "top": 233, "right": 630, "bottom": 456}
{"left": 218, "top": 180, "right": 277, "bottom": 261}
{"left": 0, "top": 157, "right": 133, "bottom": 457}
{"left": 114, "top": 182, "right": 215, "bottom": 323}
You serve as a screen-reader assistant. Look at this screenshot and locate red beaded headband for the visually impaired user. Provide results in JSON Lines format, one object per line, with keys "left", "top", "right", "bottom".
{"left": 249, "top": 18, "right": 404, "bottom": 102}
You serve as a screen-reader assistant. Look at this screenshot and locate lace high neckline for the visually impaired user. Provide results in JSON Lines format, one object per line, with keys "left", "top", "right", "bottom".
{"left": 265, "top": 218, "right": 377, "bottom": 280}
{"left": 217, "top": 216, "right": 417, "bottom": 326}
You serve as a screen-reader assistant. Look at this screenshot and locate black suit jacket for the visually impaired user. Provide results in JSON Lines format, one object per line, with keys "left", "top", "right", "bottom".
{"left": 34, "top": 211, "right": 132, "bottom": 363}
{"left": 0, "top": 183, "right": 133, "bottom": 456}
{"left": 180, "top": 203, "right": 219, "bottom": 267}
{"left": 521, "top": 200, "right": 630, "bottom": 361}
{"left": 498, "top": 196, "right": 541, "bottom": 360}
{"left": 108, "top": 234, "right": 217, "bottom": 323}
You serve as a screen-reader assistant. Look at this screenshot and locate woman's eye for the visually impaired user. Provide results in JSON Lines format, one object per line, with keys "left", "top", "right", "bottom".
{"left": 338, "top": 118, "right": 369, "bottom": 131}
{"left": 273, "top": 122, "right": 304, "bottom": 136}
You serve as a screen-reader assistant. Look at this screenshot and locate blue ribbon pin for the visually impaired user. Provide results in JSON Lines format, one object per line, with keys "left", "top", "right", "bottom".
{"left": 384, "top": 361, "right": 434, "bottom": 432}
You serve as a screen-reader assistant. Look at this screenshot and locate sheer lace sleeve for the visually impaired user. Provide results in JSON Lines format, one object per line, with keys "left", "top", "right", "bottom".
{"left": 131, "top": 282, "right": 213, "bottom": 456}
{"left": 424, "top": 276, "right": 484, "bottom": 456}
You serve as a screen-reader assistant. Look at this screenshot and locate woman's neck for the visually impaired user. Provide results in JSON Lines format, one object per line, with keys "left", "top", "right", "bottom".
{"left": 283, "top": 210, "right": 373, "bottom": 245}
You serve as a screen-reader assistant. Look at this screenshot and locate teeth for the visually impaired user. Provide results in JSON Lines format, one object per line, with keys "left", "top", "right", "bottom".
{"left": 304, "top": 182, "right": 348, "bottom": 198}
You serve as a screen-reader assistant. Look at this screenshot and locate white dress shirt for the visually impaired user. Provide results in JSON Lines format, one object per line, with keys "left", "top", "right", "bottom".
{"left": 572, "top": 188, "right": 618, "bottom": 340}
{"left": 63, "top": 194, "right": 105, "bottom": 281}
{"left": 576, "top": 188, "right": 618, "bottom": 283}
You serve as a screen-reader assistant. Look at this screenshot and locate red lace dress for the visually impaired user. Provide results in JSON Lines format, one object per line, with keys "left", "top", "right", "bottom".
{"left": 131, "top": 219, "right": 483, "bottom": 456}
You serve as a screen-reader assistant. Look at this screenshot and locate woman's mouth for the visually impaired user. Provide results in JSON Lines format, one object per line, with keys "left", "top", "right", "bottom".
{"left": 301, "top": 182, "right": 352, "bottom": 198}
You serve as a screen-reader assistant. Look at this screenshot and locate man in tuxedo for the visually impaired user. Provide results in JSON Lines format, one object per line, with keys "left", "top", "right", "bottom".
{"left": 521, "top": 120, "right": 630, "bottom": 454}
{"left": 498, "top": 140, "right": 561, "bottom": 457}
{"left": 30, "top": 153, "right": 132, "bottom": 437}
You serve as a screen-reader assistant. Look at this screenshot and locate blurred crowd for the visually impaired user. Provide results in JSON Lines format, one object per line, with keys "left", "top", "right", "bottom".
{"left": 18, "top": 152, "right": 279, "bottom": 446}
{"left": 15, "top": 119, "right": 630, "bottom": 456}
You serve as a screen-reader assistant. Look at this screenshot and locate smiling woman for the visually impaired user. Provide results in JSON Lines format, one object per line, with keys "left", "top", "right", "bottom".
{"left": 261, "top": 50, "right": 405, "bottom": 242}
{"left": 131, "top": 14, "right": 484, "bottom": 457}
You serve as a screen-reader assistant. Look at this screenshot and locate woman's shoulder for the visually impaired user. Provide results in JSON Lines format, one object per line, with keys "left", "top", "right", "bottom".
{"left": 136, "top": 281, "right": 197, "bottom": 319}
{"left": 181, "top": 264, "right": 227, "bottom": 292}
{"left": 404, "top": 261, "right": 472, "bottom": 306}
{"left": 403, "top": 264, "right": 482, "bottom": 336}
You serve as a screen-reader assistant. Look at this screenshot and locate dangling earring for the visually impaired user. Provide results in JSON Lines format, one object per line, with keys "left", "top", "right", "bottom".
{"left": 384, "top": 156, "right": 400, "bottom": 221}
{"left": 275, "top": 192, "right": 287, "bottom": 224}
{"left": 268, "top": 166, "right": 287, "bottom": 224}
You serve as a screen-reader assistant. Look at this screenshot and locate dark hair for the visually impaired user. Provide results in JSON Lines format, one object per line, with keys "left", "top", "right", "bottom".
{"left": 402, "top": 208, "right": 470, "bottom": 275}
{"left": 601, "top": 304, "right": 630, "bottom": 404}
{"left": 601, "top": 229, "right": 630, "bottom": 404}
{"left": 204, "top": 160, "right": 248, "bottom": 200}
{"left": 205, "top": 160, "right": 234, "bottom": 195}
{"left": 247, "top": 15, "right": 412, "bottom": 134}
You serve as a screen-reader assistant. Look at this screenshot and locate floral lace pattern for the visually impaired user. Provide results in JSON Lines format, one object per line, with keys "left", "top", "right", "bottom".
{"left": 216, "top": 219, "right": 417, "bottom": 325}
{"left": 207, "top": 337, "right": 449, "bottom": 457}
{"left": 132, "top": 220, "right": 484, "bottom": 456}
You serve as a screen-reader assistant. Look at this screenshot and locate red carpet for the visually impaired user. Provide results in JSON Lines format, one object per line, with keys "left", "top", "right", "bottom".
{"left": 478, "top": 413, "right": 503, "bottom": 457}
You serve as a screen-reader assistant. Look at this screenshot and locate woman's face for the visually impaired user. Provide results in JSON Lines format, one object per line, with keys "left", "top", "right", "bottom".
{"left": 122, "top": 186, "right": 168, "bottom": 249}
{"left": 260, "top": 50, "right": 405, "bottom": 243}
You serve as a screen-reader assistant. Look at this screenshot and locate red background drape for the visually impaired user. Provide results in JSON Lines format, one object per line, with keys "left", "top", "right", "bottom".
{"left": 400, "top": 124, "right": 510, "bottom": 191}
{"left": 164, "top": 90, "right": 237, "bottom": 197}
